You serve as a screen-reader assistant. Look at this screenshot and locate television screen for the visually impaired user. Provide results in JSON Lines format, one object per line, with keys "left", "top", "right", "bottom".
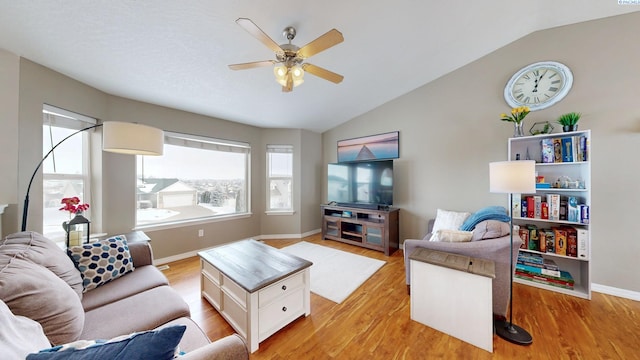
{"left": 327, "top": 160, "right": 393, "bottom": 207}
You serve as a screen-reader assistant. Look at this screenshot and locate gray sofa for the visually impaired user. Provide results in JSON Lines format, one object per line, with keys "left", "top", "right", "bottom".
{"left": 0, "top": 231, "right": 248, "bottom": 359}
{"left": 403, "top": 220, "right": 521, "bottom": 318}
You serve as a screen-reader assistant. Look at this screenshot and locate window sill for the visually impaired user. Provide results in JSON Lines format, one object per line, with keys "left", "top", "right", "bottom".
{"left": 265, "top": 210, "right": 295, "bottom": 216}
{"left": 134, "top": 212, "right": 253, "bottom": 232}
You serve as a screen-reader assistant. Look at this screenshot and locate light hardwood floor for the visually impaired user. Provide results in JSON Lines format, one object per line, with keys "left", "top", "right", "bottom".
{"left": 161, "top": 234, "right": 640, "bottom": 359}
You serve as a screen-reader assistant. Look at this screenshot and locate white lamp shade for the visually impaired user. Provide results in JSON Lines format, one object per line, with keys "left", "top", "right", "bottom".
{"left": 102, "top": 121, "right": 164, "bottom": 156}
{"left": 489, "top": 160, "right": 536, "bottom": 194}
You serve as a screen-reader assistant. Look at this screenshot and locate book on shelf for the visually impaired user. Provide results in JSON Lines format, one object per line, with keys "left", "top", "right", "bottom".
{"left": 515, "top": 272, "right": 575, "bottom": 289}
{"left": 553, "top": 138, "right": 563, "bottom": 163}
{"left": 565, "top": 226, "right": 578, "bottom": 257}
{"left": 561, "top": 137, "right": 574, "bottom": 162}
{"left": 526, "top": 196, "right": 535, "bottom": 218}
{"left": 559, "top": 199, "right": 568, "bottom": 221}
{"left": 534, "top": 196, "right": 542, "bottom": 219}
{"left": 539, "top": 134, "right": 588, "bottom": 164}
{"left": 541, "top": 138, "right": 554, "bottom": 163}
{"left": 541, "top": 202, "right": 549, "bottom": 220}
{"left": 539, "top": 229, "right": 547, "bottom": 253}
{"left": 567, "top": 196, "right": 580, "bottom": 223}
{"left": 544, "top": 229, "right": 555, "bottom": 253}
{"left": 518, "top": 228, "right": 529, "bottom": 249}
{"left": 547, "top": 194, "right": 560, "bottom": 220}
{"left": 580, "top": 204, "right": 590, "bottom": 224}
{"left": 521, "top": 198, "right": 528, "bottom": 218}
{"left": 577, "top": 228, "right": 589, "bottom": 259}
{"left": 517, "top": 252, "right": 559, "bottom": 270}
{"left": 512, "top": 193, "right": 521, "bottom": 217}
{"left": 516, "top": 263, "right": 560, "bottom": 278}
{"left": 553, "top": 227, "right": 567, "bottom": 256}
{"left": 527, "top": 224, "right": 539, "bottom": 251}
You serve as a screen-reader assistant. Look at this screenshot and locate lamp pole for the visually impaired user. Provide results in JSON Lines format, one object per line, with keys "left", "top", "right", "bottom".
{"left": 21, "top": 124, "right": 102, "bottom": 232}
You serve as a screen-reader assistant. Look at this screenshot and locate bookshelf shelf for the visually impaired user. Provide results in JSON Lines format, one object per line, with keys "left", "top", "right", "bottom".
{"left": 508, "top": 129, "right": 591, "bottom": 300}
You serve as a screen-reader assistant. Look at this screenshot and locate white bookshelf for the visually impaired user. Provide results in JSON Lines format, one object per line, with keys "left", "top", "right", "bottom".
{"left": 508, "top": 130, "right": 591, "bottom": 299}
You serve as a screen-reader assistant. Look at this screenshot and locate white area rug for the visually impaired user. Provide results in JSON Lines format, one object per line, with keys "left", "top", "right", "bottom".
{"left": 280, "top": 241, "right": 385, "bottom": 304}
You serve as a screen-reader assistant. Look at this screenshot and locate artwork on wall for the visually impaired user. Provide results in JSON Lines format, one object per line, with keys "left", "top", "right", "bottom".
{"left": 337, "top": 131, "right": 399, "bottom": 163}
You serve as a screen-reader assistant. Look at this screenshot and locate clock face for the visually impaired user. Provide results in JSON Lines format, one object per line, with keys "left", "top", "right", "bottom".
{"left": 504, "top": 61, "right": 573, "bottom": 111}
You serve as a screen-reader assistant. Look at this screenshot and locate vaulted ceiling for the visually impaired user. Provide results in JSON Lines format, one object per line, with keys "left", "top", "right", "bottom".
{"left": 0, "top": 1, "right": 637, "bottom": 132}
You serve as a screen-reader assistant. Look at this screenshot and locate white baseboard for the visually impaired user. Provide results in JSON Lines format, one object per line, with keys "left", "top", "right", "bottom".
{"left": 153, "top": 229, "right": 321, "bottom": 266}
{"left": 592, "top": 283, "right": 640, "bottom": 302}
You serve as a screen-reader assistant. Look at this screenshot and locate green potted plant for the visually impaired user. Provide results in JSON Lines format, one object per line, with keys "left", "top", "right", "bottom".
{"left": 557, "top": 112, "right": 581, "bottom": 132}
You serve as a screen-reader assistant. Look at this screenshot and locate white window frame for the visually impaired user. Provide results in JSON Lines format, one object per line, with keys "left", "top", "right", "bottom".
{"left": 135, "top": 131, "right": 252, "bottom": 230}
{"left": 266, "top": 144, "right": 294, "bottom": 215}
{"left": 42, "top": 104, "right": 96, "bottom": 241}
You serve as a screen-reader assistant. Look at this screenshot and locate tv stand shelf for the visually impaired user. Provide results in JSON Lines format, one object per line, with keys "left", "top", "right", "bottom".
{"left": 321, "top": 205, "right": 399, "bottom": 255}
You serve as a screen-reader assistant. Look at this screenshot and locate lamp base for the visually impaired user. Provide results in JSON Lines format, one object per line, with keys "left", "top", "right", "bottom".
{"left": 494, "top": 320, "right": 533, "bottom": 345}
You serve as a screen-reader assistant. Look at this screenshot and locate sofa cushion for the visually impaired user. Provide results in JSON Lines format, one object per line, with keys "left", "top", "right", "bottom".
{"left": 81, "top": 265, "right": 169, "bottom": 311}
{"left": 0, "top": 258, "right": 85, "bottom": 345}
{"left": 429, "top": 229, "right": 474, "bottom": 242}
{"left": 460, "top": 206, "right": 510, "bottom": 231}
{"left": 472, "top": 220, "right": 511, "bottom": 241}
{"left": 431, "top": 209, "right": 471, "bottom": 234}
{"left": 1, "top": 231, "right": 83, "bottom": 299}
{"left": 157, "top": 317, "right": 211, "bottom": 353}
{"left": 26, "top": 325, "right": 186, "bottom": 360}
{"left": 80, "top": 285, "right": 190, "bottom": 340}
{"left": 68, "top": 235, "right": 134, "bottom": 292}
{"left": 1, "top": 299, "right": 52, "bottom": 359}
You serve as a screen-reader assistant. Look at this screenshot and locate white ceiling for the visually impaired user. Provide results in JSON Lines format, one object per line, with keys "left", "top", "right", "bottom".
{"left": 0, "top": 1, "right": 637, "bottom": 133}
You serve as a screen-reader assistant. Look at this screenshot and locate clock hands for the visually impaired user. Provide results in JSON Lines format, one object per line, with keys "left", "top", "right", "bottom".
{"left": 532, "top": 70, "right": 548, "bottom": 93}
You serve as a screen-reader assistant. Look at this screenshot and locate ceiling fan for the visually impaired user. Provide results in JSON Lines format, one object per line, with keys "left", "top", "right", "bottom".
{"left": 228, "top": 18, "right": 344, "bottom": 93}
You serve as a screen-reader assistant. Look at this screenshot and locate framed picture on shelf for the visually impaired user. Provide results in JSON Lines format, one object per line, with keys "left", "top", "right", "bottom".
{"left": 337, "top": 131, "right": 399, "bottom": 163}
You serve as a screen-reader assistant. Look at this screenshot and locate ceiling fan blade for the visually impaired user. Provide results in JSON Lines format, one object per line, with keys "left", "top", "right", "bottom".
{"left": 302, "top": 63, "right": 344, "bottom": 84}
{"left": 228, "top": 60, "right": 276, "bottom": 70}
{"left": 235, "top": 18, "right": 283, "bottom": 54}
{"left": 297, "top": 29, "right": 344, "bottom": 59}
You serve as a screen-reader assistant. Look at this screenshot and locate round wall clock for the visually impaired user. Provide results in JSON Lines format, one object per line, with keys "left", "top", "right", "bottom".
{"left": 504, "top": 61, "right": 573, "bottom": 111}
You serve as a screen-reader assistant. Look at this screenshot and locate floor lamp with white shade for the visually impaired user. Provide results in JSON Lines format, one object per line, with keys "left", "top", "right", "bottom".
{"left": 489, "top": 160, "right": 535, "bottom": 345}
{"left": 21, "top": 121, "right": 164, "bottom": 232}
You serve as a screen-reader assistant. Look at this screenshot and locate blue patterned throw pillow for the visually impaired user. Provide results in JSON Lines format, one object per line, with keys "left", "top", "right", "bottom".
{"left": 27, "top": 325, "right": 186, "bottom": 360}
{"left": 67, "top": 235, "right": 134, "bottom": 292}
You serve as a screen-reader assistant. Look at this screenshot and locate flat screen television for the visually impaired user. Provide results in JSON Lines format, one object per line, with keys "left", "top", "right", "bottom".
{"left": 327, "top": 160, "right": 393, "bottom": 208}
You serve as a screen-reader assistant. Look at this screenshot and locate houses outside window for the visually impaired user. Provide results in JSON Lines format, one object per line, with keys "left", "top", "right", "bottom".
{"left": 136, "top": 131, "right": 250, "bottom": 227}
{"left": 42, "top": 104, "right": 95, "bottom": 240}
{"left": 266, "top": 145, "right": 293, "bottom": 213}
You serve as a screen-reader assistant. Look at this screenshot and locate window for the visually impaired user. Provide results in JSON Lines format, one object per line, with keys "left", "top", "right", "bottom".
{"left": 136, "top": 132, "right": 250, "bottom": 227}
{"left": 266, "top": 145, "right": 293, "bottom": 212}
{"left": 42, "top": 105, "right": 96, "bottom": 240}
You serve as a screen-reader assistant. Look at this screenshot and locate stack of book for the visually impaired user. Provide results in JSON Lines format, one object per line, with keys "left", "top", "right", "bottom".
{"left": 515, "top": 252, "right": 574, "bottom": 290}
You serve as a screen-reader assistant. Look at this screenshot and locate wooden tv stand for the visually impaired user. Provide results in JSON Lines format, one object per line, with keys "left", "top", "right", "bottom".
{"left": 321, "top": 204, "right": 399, "bottom": 255}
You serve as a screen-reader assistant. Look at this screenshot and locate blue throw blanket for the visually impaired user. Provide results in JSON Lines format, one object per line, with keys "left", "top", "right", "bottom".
{"left": 459, "top": 206, "right": 510, "bottom": 231}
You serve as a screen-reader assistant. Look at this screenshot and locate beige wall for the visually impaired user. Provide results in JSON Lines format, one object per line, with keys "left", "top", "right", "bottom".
{"left": 3, "top": 56, "right": 319, "bottom": 259}
{"left": 0, "top": 49, "right": 19, "bottom": 219}
{"left": 322, "top": 12, "right": 640, "bottom": 293}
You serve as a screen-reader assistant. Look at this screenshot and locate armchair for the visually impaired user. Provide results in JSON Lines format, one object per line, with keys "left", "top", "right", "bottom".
{"left": 403, "top": 219, "right": 521, "bottom": 318}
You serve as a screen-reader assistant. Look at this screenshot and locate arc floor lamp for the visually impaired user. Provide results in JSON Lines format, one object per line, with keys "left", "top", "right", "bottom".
{"left": 21, "top": 121, "right": 164, "bottom": 232}
{"left": 489, "top": 160, "right": 535, "bottom": 345}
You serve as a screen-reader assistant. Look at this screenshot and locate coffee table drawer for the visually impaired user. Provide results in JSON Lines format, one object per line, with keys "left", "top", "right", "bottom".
{"left": 222, "top": 274, "right": 247, "bottom": 308}
{"left": 201, "top": 272, "right": 221, "bottom": 310}
{"left": 201, "top": 260, "right": 221, "bottom": 284}
{"left": 222, "top": 291, "right": 248, "bottom": 338}
{"left": 259, "top": 272, "right": 304, "bottom": 307}
{"left": 259, "top": 287, "right": 304, "bottom": 339}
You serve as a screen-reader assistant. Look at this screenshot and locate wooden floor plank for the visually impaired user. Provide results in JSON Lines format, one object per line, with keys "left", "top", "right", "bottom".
{"left": 161, "top": 234, "right": 640, "bottom": 359}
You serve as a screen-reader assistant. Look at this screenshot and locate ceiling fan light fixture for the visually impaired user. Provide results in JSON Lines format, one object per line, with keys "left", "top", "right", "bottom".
{"left": 274, "top": 65, "right": 287, "bottom": 79}
{"left": 274, "top": 65, "right": 304, "bottom": 87}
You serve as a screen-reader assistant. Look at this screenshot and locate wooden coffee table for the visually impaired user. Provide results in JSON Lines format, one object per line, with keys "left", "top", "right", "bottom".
{"left": 198, "top": 239, "right": 312, "bottom": 353}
